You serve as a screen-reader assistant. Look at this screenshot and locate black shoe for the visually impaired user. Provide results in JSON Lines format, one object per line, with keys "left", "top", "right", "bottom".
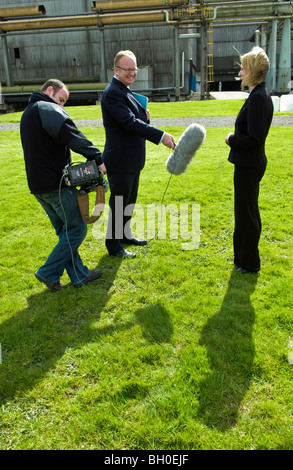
{"left": 111, "top": 248, "right": 136, "bottom": 258}
{"left": 35, "top": 272, "right": 66, "bottom": 291}
{"left": 74, "top": 269, "right": 102, "bottom": 288}
{"left": 236, "top": 267, "right": 259, "bottom": 274}
{"left": 122, "top": 237, "right": 147, "bottom": 246}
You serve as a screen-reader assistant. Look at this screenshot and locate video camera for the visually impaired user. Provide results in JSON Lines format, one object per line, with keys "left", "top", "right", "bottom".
{"left": 63, "top": 160, "right": 108, "bottom": 194}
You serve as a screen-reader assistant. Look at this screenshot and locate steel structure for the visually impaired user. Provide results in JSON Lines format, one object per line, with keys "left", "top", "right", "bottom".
{"left": 0, "top": 1, "right": 292, "bottom": 104}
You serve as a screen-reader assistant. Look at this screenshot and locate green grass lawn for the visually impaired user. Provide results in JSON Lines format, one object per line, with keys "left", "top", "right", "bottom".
{"left": 1, "top": 98, "right": 292, "bottom": 122}
{"left": 0, "top": 101, "right": 292, "bottom": 450}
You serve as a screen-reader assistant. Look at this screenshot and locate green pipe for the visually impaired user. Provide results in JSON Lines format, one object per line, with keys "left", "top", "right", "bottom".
{"left": 2, "top": 83, "right": 107, "bottom": 93}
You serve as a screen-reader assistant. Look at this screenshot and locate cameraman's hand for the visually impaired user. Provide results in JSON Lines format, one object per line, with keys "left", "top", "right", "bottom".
{"left": 99, "top": 163, "right": 107, "bottom": 174}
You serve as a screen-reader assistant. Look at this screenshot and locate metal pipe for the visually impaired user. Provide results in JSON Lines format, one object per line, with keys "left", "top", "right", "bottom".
{"left": 0, "top": 15, "right": 99, "bottom": 32}
{"left": 208, "top": 0, "right": 292, "bottom": 5}
{"left": 200, "top": 22, "right": 206, "bottom": 100}
{"left": 174, "top": 25, "right": 180, "bottom": 100}
{"left": 0, "top": 21, "right": 169, "bottom": 37}
{"left": 266, "top": 19, "right": 277, "bottom": 93}
{"left": 91, "top": 0, "right": 188, "bottom": 11}
{"left": 207, "top": 0, "right": 291, "bottom": 3}
{"left": 163, "top": 9, "right": 178, "bottom": 24}
{"left": 213, "top": 15, "right": 293, "bottom": 23}
{"left": 254, "top": 29, "right": 261, "bottom": 46}
{"left": 211, "top": 1, "right": 293, "bottom": 20}
{"left": 181, "top": 51, "right": 185, "bottom": 90}
{"left": 0, "top": 5, "right": 46, "bottom": 18}
{"left": 3, "top": 77, "right": 100, "bottom": 86}
{"left": 1, "top": 83, "right": 107, "bottom": 94}
{"left": 0, "top": 11, "right": 169, "bottom": 31}
{"left": 99, "top": 11, "right": 166, "bottom": 25}
{"left": 214, "top": 22, "right": 271, "bottom": 27}
{"left": 179, "top": 33, "right": 201, "bottom": 38}
{"left": 277, "top": 18, "right": 291, "bottom": 93}
{"left": 208, "top": 0, "right": 292, "bottom": 8}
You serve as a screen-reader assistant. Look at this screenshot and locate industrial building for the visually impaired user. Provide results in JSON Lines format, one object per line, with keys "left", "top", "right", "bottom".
{"left": 0, "top": 0, "right": 292, "bottom": 108}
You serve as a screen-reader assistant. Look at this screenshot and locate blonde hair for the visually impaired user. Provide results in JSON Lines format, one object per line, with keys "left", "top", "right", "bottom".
{"left": 114, "top": 50, "right": 136, "bottom": 67}
{"left": 240, "top": 46, "right": 270, "bottom": 87}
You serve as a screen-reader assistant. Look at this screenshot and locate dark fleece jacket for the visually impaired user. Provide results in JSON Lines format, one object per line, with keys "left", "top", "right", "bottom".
{"left": 20, "top": 91, "right": 102, "bottom": 194}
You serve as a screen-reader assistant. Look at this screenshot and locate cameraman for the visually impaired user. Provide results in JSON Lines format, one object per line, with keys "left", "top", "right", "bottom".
{"left": 20, "top": 79, "right": 106, "bottom": 291}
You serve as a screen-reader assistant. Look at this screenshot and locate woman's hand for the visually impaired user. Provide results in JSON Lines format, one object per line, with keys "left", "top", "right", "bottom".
{"left": 225, "top": 133, "right": 233, "bottom": 146}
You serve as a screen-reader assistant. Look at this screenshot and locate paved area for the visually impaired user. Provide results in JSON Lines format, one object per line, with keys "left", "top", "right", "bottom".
{"left": 210, "top": 91, "right": 249, "bottom": 100}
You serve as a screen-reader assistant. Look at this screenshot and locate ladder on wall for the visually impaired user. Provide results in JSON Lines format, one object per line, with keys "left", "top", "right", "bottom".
{"left": 175, "top": 4, "right": 214, "bottom": 84}
{"left": 205, "top": 6, "right": 214, "bottom": 84}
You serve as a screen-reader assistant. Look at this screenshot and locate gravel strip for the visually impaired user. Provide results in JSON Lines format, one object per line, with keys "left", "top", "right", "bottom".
{"left": 147, "top": 115, "right": 293, "bottom": 128}
{"left": 0, "top": 114, "right": 292, "bottom": 132}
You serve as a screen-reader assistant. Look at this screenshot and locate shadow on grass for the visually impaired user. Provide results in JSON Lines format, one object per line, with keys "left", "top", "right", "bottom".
{"left": 198, "top": 269, "right": 258, "bottom": 431}
{"left": 0, "top": 255, "right": 121, "bottom": 405}
{"left": 135, "top": 303, "right": 173, "bottom": 343}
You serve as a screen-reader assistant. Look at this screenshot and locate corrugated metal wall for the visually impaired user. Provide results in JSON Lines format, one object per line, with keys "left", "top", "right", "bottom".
{"left": 103, "top": 23, "right": 176, "bottom": 89}
{"left": 0, "top": 0, "right": 181, "bottom": 89}
{"left": 212, "top": 24, "right": 257, "bottom": 85}
{"left": 1, "top": 0, "right": 100, "bottom": 82}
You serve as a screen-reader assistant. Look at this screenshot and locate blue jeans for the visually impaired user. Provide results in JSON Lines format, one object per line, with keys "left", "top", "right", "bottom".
{"left": 34, "top": 187, "right": 89, "bottom": 286}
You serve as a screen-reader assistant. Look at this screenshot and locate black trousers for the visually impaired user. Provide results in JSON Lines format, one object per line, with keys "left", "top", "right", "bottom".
{"left": 233, "top": 164, "right": 266, "bottom": 271}
{"left": 105, "top": 171, "right": 140, "bottom": 255}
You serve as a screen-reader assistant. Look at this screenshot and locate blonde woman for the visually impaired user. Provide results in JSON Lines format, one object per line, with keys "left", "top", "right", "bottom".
{"left": 225, "top": 47, "right": 273, "bottom": 273}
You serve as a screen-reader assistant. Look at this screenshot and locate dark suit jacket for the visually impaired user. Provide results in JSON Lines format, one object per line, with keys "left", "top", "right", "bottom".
{"left": 101, "top": 77, "right": 164, "bottom": 174}
{"left": 228, "top": 82, "right": 273, "bottom": 168}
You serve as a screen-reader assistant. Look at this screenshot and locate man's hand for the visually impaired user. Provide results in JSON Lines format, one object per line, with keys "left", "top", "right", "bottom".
{"left": 162, "top": 133, "right": 175, "bottom": 149}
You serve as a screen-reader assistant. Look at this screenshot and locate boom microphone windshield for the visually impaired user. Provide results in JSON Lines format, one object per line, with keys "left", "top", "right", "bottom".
{"left": 166, "top": 123, "right": 206, "bottom": 175}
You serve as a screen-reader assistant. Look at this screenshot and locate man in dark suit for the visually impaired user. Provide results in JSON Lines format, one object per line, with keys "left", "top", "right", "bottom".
{"left": 101, "top": 50, "right": 175, "bottom": 258}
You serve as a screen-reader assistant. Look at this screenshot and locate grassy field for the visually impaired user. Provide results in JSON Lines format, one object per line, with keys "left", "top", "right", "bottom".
{"left": 0, "top": 100, "right": 292, "bottom": 450}
{"left": 1, "top": 99, "right": 292, "bottom": 123}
